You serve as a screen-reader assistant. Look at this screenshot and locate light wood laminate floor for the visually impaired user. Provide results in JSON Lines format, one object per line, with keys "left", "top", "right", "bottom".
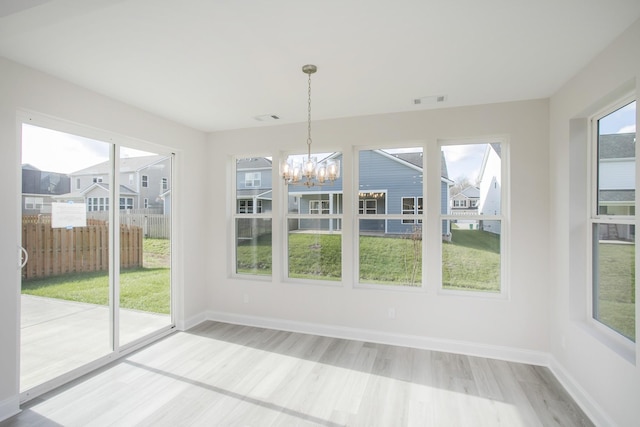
{"left": 2, "top": 321, "right": 593, "bottom": 426}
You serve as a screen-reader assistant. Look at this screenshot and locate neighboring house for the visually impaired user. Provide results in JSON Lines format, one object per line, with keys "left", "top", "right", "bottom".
{"left": 450, "top": 186, "right": 480, "bottom": 213}
{"left": 597, "top": 132, "right": 635, "bottom": 240}
{"left": 477, "top": 143, "right": 502, "bottom": 234}
{"left": 238, "top": 151, "right": 453, "bottom": 236}
{"left": 235, "top": 157, "right": 273, "bottom": 214}
{"left": 56, "top": 155, "right": 171, "bottom": 213}
{"left": 21, "top": 164, "right": 71, "bottom": 215}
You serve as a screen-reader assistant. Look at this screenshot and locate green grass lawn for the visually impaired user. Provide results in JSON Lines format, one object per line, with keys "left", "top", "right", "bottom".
{"left": 22, "top": 238, "right": 170, "bottom": 314}
{"left": 595, "top": 242, "right": 635, "bottom": 341}
{"left": 442, "top": 229, "right": 500, "bottom": 292}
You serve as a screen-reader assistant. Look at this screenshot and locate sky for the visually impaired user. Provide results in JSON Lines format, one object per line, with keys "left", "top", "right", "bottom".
{"left": 21, "top": 124, "right": 155, "bottom": 174}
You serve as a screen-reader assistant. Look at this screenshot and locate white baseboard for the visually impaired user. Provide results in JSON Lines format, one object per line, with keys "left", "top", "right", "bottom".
{"left": 548, "top": 357, "right": 616, "bottom": 427}
{"left": 205, "top": 310, "right": 549, "bottom": 366}
{"left": 0, "top": 395, "right": 20, "bottom": 423}
{"left": 176, "top": 311, "right": 207, "bottom": 331}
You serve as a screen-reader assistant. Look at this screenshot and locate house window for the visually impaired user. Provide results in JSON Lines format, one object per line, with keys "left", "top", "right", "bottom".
{"left": 92, "top": 177, "right": 103, "bottom": 183}
{"left": 285, "top": 152, "right": 342, "bottom": 282}
{"left": 357, "top": 147, "right": 423, "bottom": 287}
{"left": 441, "top": 142, "right": 505, "bottom": 294}
{"left": 402, "top": 196, "right": 423, "bottom": 224}
{"left": 76, "top": 178, "right": 81, "bottom": 190}
{"left": 144, "top": 198, "right": 149, "bottom": 209}
{"left": 87, "top": 197, "right": 109, "bottom": 211}
{"left": 309, "top": 200, "right": 330, "bottom": 214}
{"left": 24, "top": 197, "right": 43, "bottom": 210}
{"left": 359, "top": 199, "right": 377, "bottom": 214}
{"left": 141, "top": 175, "right": 148, "bottom": 188}
{"left": 238, "top": 199, "right": 254, "bottom": 213}
{"left": 119, "top": 197, "right": 133, "bottom": 210}
{"left": 591, "top": 98, "right": 636, "bottom": 342}
{"left": 245, "top": 172, "right": 261, "bottom": 188}
{"left": 161, "top": 177, "right": 168, "bottom": 191}
{"left": 233, "top": 157, "right": 272, "bottom": 277}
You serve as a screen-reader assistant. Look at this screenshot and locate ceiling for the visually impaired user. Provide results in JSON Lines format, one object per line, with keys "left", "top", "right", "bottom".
{"left": 1, "top": 0, "right": 639, "bottom": 132}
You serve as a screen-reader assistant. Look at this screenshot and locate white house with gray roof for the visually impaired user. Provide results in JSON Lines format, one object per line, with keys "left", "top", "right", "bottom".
{"left": 56, "top": 155, "right": 171, "bottom": 213}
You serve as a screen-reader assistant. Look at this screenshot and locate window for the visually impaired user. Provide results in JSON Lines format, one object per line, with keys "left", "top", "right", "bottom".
{"left": 591, "top": 98, "right": 636, "bottom": 342}
{"left": 76, "top": 178, "right": 81, "bottom": 190}
{"left": 402, "top": 196, "right": 423, "bottom": 224}
{"left": 141, "top": 175, "right": 148, "bottom": 188}
{"left": 92, "top": 177, "right": 103, "bottom": 183}
{"left": 238, "top": 199, "right": 254, "bottom": 213}
{"left": 357, "top": 148, "right": 422, "bottom": 287}
{"left": 245, "top": 172, "right": 261, "bottom": 188}
{"left": 87, "top": 197, "right": 109, "bottom": 211}
{"left": 285, "top": 152, "right": 342, "bottom": 282}
{"left": 309, "top": 200, "right": 330, "bottom": 214}
{"left": 24, "top": 197, "right": 43, "bottom": 210}
{"left": 233, "top": 157, "right": 272, "bottom": 277}
{"left": 441, "top": 142, "right": 505, "bottom": 294}
{"left": 119, "top": 197, "right": 133, "bottom": 210}
{"left": 359, "top": 199, "right": 377, "bottom": 214}
{"left": 161, "top": 177, "right": 168, "bottom": 191}
{"left": 144, "top": 198, "right": 149, "bottom": 209}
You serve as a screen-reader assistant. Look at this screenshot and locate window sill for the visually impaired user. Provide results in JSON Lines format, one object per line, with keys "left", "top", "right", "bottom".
{"left": 576, "top": 320, "right": 636, "bottom": 365}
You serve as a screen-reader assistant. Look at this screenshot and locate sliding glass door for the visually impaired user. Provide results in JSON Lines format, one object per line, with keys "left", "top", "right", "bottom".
{"left": 118, "top": 147, "right": 172, "bottom": 346}
{"left": 20, "top": 122, "right": 173, "bottom": 395}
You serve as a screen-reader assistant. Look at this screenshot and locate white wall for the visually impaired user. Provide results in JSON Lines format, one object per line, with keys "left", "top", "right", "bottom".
{"left": 207, "top": 98, "right": 550, "bottom": 358}
{"left": 0, "top": 57, "right": 208, "bottom": 419}
{"left": 549, "top": 19, "right": 640, "bottom": 427}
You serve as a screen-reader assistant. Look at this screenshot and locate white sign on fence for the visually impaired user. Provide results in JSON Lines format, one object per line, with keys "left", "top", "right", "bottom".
{"left": 51, "top": 202, "right": 87, "bottom": 228}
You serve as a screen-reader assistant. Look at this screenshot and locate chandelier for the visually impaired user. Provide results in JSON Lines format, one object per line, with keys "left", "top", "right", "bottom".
{"left": 281, "top": 64, "right": 340, "bottom": 187}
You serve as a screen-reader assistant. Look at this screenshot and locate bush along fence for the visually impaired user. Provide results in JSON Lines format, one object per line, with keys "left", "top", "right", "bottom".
{"left": 22, "top": 222, "right": 142, "bottom": 280}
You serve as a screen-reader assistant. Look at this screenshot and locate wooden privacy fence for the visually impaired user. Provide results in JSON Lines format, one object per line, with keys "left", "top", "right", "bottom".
{"left": 22, "top": 223, "right": 142, "bottom": 280}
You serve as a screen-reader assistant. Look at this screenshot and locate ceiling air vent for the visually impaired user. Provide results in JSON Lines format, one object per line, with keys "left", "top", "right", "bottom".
{"left": 413, "top": 95, "right": 447, "bottom": 105}
{"left": 254, "top": 114, "right": 280, "bottom": 121}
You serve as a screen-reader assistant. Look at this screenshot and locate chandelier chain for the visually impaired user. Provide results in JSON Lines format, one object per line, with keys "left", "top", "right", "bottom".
{"left": 307, "top": 71, "right": 312, "bottom": 158}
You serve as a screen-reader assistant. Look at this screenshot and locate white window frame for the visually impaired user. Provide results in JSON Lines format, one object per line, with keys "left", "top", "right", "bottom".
{"left": 244, "top": 172, "right": 261, "bottom": 188}
{"left": 359, "top": 199, "right": 377, "bottom": 214}
{"left": 231, "top": 155, "right": 273, "bottom": 280}
{"left": 119, "top": 197, "right": 133, "bottom": 210}
{"left": 141, "top": 175, "right": 148, "bottom": 188}
{"left": 76, "top": 178, "right": 81, "bottom": 190}
{"left": 24, "top": 197, "right": 44, "bottom": 210}
{"left": 92, "top": 176, "right": 103, "bottom": 183}
{"left": 439, "top": 139, "right": 509, "bottom": 298}
{"left": 309, "top": 199, "right": 330, "bottom": 214}
{"left": 402, "top": 196, "right": 423, "bottom": 224}
{"left": 354, "top": 146, "right": 424, "bottom": 289}
{"left": 144, "top": 198, "right": 149, "bottom": 209}
{"left": 588, "top": 95, "right": 636, "bottom": 347}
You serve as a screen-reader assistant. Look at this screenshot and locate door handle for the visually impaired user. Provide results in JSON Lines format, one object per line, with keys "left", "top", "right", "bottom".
{"left": 18, "top": 245, "right": 28, "bottom": 269}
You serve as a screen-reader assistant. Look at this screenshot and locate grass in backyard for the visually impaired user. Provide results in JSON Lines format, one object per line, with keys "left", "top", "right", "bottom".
{"left": 359, "top": 234, "right": 422, "bottom": 286}
{"left": 288, "top": 233, "right": 342, "bottom": 280}
{"left": 595, "top": 242, "right": 635, "bottom": 341}
{"left": 442, "top": 229, "right": 500, "bottom": 292}
{"left": 22, "top": 238, "right": 171, "bottom": 314}
{"left": 236, "top": 233, "right": 273, "bottom": 276}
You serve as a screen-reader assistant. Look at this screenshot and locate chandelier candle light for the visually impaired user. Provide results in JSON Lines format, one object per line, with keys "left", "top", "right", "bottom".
{"left": 281, "top": 64, "right": 340, "bottom": 187}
